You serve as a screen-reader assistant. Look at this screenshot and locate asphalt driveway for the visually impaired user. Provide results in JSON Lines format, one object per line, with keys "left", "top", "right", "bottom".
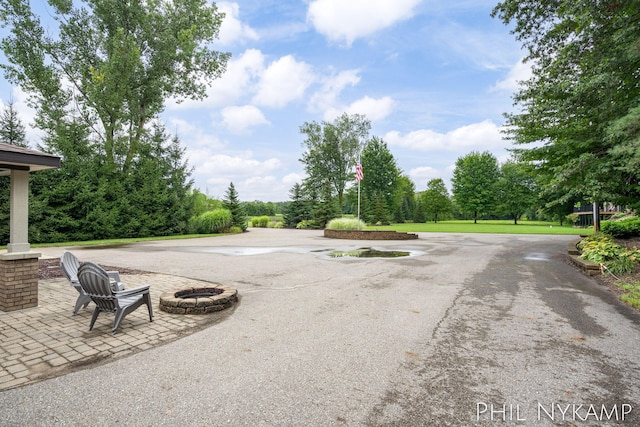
{"left": 0, "top": 229, "right": 638, "bottom": 426}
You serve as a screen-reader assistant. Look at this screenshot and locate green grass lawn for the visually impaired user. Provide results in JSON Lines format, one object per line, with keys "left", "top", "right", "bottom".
{"left": 3, "top": 219, "right": 586, "bottom": 250}
{"left": 27, "top": 233, "right": 225, "bottom": 249}
{"left": 368, "top": 220, "right": 591, "bottom": 235}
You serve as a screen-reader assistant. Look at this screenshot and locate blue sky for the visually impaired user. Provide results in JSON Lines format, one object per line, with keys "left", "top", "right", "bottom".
{"left": 0, "top": 0, "right": 530, "bottom": 202}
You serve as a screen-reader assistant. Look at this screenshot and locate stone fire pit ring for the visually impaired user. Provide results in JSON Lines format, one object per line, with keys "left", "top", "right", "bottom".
{"left": 159, "top": 285, "right": 238, "bottom": 314}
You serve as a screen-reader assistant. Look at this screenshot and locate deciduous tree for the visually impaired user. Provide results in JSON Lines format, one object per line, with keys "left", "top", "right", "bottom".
{"left": 451, "top": 151, "right": 500, "bottom": 223}
{"left": 299, "top": 113, "right": 370, "bottom": 213}
{"left": 495, "top": 160, "right": 537, "bottom": 225}
{"left": 492, "top": 1, "right": 640, "bottom": 211}
{"left": 0, "top": 0, "right": 229, "bottom": 169}
{"left": 422, "top": 178, "right": 452, "bottom": 223}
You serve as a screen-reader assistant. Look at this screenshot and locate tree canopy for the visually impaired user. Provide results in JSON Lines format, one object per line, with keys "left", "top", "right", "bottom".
{"left": 223, "top": 182, "right": 247, "bottom": 231}
{"left": 0, "top": 98, "right": 26, "bottom": 147}
{"left": 299, "top": 113, "right": 371, "bottom": 213}
{"left": 422, "top": 178, "right": 452, "bottom": 223}
{"left": 0, "top": 0, "right": 229, "bottom": 242}
{"left": 0, "top": 0, "right": 229, "bottom": 169}
{"left": 496, "top": 160, "right": 538, "bottom": 224}
{"left": 359, "top": 136, "right": 400, "bottom": 224}
{"left": 452, "top": 151, "right": 500, "bottom": 223}
{"left": 492, "top": 1, "right": 640, "bottom": 210}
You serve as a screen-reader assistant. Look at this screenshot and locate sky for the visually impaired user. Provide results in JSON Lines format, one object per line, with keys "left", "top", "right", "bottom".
{"left": 0, "top": 0, "right": 530, "bottom": 202}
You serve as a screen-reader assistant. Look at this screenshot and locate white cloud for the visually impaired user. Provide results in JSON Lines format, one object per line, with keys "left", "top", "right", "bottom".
{"left": 167, "top": 49, "right": 265, "bottom": 110}
{"left": 217, "top": 2, "right": 259, "bottom": 46}
{"left": 198, "top": 153, "right": 282, "bottom": 177}
{"left": 252, "top": 55, "right": 315, "bottom": 108}
{"left": 309, "top": 69, "right": 361, "bottom": 113}
{"left": 208, "top": 49, "right": 265, "bottom": 105}
{"left": 221, "top": 105, "right": 270, "bottom": 134}
{"left": 282, "top": 172, "right": 304, "bottom": 187}
{"left": 431, "top": 22, "right": 520, "bottom": 70}
{"left": 491, "top": 58, "right": 532, "bottom": 93}
{"left": 345, "top": 96, "right": 395, "bottom": 120}
{"left": 408, "top": 166, "right": 457, "bottom": 191}
{"left": 189, "top": 153, "right": 300, "bottom": 200}
{"left": 409, "top": 166, "right": 440, "bottom": 180}
{"left": 307, "top": 0, "right": 422, "bottom": 46}
{"left": 324, "top": 96, "right": 395, "bottom": 122}
{"left": 385, "top": 120, "right": 504, "bottom": 152}
{"left": 167, "top": 118, "right": 226, "bottom": 151}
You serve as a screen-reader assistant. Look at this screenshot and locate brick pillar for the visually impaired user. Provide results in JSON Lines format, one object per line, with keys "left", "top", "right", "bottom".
{"left": 0, "top": 253, "right": 40, "bottom": 312}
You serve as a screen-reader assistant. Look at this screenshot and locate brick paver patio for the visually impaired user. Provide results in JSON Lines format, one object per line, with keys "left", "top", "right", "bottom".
{"left": 0, "top": 274, "right": 234, "bottom": 390}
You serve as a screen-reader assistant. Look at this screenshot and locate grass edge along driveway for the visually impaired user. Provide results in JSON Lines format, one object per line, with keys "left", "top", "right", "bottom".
{"left": 369, "top": 220, "right": 590, "bottom": 235}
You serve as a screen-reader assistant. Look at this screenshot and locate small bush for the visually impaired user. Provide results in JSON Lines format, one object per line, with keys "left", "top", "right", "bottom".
{"left": 326, "top": 217, "right": 366, "bottom": 230}
{"left": 250, "top": 216, "right": 271, "bottom": 228}
{"left": 579, "top": 234, "right": 621, "bottom": 263}
{"left": 296, "top": 220, "right": 321, "bottom": 229}
{"left": 607, "top": 257, "right": 637, "bottom": 276}
{"left": 579, "top": 233, "right": 640, "bottom": 275}
{"left": 610, "top": 212, "right": 631, "bottom": 220}
{"left": 193, "top": 209, "right": 232, "bottom": 234}
{"left": 601, "top": 216, "right": 640, "bottom": 238}
{"left": 565, "top": 213, "right": 580, "bottom": 226}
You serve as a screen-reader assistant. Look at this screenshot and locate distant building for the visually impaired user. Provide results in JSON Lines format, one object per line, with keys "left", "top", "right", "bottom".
{"left": 573, "top": 203, "right": 626, "bottom": 228}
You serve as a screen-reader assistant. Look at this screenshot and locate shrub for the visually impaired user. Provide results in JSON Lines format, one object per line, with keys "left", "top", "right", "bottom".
{"left": 579, "top": 233, "right": 640, "bottom": 275}
{"left": 250, "top": 216, "right": 270, "bottom": 228}
{"left": 610, "top": 211, "right": 631, "bottom": 220}
{"left": 607, "top": 257, "right": 637, "bottom": 276}
{"left": 296, "top": 220, "right": 321, "bottom": 229}
{"left": 565, "top": 213, "right": 580, "bottom": 226}
{"left": 193, "top": 209, "right": 232, "bottom": 234}
{"left": 228, "top": 226, "right": 243, "bottom": 234}
{"left": 326, "top": 217, "right": 366, "bottom": 230}
{"left": 601, "top": 216, "right": 640, "bottom": 238}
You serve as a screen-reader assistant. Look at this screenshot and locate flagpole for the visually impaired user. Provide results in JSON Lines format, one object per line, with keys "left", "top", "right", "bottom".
{"left": 356, "top": 158, "right": 362, "bottom": 230}
{"left": 357, "top": 174, "right": 361, "bottom": 230}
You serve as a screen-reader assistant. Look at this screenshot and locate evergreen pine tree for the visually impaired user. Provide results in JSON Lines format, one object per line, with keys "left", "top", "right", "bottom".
{"left": 313, "top": 181, "right": 338, "bottom": 228}
{"left": 0, "top": 99, "right": 27, "bottom": 147}
{"left": 283, "top": 183, "right": 307, "bottom": 228}
{"left": 223, "top": 182, "right": 247, "bottom": 231}
{"left": 0, "top": 99, "right": 28, "bottom": 244}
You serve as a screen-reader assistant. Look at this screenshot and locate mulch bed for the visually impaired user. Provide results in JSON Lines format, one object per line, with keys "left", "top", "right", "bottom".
{"left": 39, "top": 258, "right": 147, "bottom": 280}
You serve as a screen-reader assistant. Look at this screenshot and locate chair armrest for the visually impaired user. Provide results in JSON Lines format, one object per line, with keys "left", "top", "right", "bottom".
{"left": 114, "top": 285, "right": 150, "bottom": 297}
{"left": 107, "top": 271, "right": 125, "bottom": 291}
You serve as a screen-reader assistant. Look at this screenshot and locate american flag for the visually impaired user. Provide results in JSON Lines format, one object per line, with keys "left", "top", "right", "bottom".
{"left": 355, "top": 162, "right": 363, "bottom": 182}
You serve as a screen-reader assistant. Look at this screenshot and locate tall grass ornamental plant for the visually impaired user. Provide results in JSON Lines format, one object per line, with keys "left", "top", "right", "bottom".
{"left": 326, "top": 218, "right": 367, "bottom": 230}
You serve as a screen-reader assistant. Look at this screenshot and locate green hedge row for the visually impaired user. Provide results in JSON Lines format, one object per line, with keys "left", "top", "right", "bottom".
{"left": 602, "top": 216, "right": 640, "bottom": 238}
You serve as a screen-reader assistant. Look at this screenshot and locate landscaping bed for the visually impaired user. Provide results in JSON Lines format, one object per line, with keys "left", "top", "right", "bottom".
{"left": 38, "top": 258, "right": 146, "bottom": 280}
{"left": 592, "top": 237, "right": 640, "bottom": 310}
{"left": 571, "top": 235, "right": 640, "bottom": 311}
{"left": 324, "top": 229, "right": 418, "bottom": 240}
